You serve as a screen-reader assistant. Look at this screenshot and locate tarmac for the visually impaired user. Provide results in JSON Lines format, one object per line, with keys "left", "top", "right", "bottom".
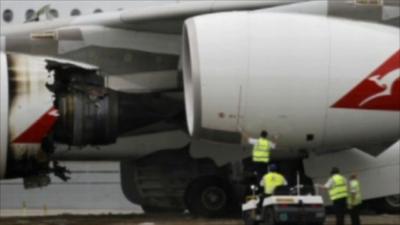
{"left": 1, "top": 162, "right": 399, "bottom": 224}
{"left": 0, "top": 214, "right": 399, "bottom": 225}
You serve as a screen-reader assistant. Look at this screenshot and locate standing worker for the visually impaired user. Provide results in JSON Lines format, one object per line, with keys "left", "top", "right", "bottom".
{"left": 241, "top": 129, "right": 277, "bottom": 181}
{"left": 349, "top": 173, "right": 362, "bottom": 225}
{"left": 324, "top": 167, "right": 348, "bottom": 225}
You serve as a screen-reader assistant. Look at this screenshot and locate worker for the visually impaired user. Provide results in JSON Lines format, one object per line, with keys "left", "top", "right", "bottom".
{"left": 256, "top": 164, "right": 287, "bottom": 211}
{"left": 260, "top": 164, "right": 287, "bottom": 195}
{"left": 324, "top": 167, "right": 349, "bottom": 225}
{"left": 241, "top": 129, "right": 277, "bottom": 181}
{"left": 348, "top": 173, "right": 362, "bottom": 225}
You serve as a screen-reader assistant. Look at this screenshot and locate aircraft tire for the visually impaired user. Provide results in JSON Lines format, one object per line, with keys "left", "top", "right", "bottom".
{"left": 185, "top": 176, "right": 232, "bottom": 217}
{"left": 374, "top": 194, "right": 400, "bottom": 214}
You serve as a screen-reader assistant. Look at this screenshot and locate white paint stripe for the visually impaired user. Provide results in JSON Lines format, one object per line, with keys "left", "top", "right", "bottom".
{"left": 0, "top": 37, "right": 9, "bottom": 178}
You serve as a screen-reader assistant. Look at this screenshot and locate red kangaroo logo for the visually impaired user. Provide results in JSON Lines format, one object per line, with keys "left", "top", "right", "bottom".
{"left": 332, "top": 50, "right": 400, "bottom": 111}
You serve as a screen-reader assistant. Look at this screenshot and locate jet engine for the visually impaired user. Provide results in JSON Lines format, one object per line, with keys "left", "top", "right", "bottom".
{"left": 0, "top": 52, "right": 183, "bottom": 186}
{"left": 182, "top": 12, "right": 400, "bottom": 153}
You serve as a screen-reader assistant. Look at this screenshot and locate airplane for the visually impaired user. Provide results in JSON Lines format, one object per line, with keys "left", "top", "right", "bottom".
{"left": 0, "top": 0, "right": 399, "bottom": 217}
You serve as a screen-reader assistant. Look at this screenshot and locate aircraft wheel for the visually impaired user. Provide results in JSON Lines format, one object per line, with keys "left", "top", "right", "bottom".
{"left": 374, "top": 194, "right": 400, "bottom": 214}
{"left": 185, "top": 177, "right": 232, "bottom": 217}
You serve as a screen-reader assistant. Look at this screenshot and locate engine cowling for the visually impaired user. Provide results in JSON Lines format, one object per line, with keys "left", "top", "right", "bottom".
{"left": 0, "top": 52, "right": 183, "bottom": 181}
{"left": 182, "top": 12, "right": 400, "bottom": 152}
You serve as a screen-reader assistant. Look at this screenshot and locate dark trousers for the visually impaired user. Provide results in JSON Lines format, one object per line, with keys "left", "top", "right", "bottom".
{"left": 350, "top": 204, "right": 361, "bottom": 225}
{"left": 252, "top": 162, "right": 268, "bottom": 181}
{"left": 333, "top": 198, "right": 347, "bottom": 225}
{"left": 257, "top": 193, "right": 270, "bottom": 213}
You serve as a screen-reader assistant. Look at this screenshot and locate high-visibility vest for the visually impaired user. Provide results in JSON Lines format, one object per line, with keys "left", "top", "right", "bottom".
{"left": 348, "top": 179, "right": 362, "bottom": 206}
{"left": 263, "top": 172, "right": 286, "bottom": 194}
{"left": 329, "top": 174, "right": 348, "bottom": 201}
{"left": 252, "top": 138, "right": 270, "bottom": 163}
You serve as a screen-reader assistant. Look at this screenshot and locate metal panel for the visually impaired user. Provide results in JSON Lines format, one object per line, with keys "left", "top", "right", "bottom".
{"left": 245, "top": 13, "right": 330, "bottom": 150}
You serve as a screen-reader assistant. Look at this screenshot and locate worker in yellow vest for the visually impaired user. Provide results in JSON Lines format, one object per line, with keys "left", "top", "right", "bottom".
{"left": 324, "top": 167, "right": 349, "bottom": 225}
{"left": 241, "top": 130, "right": 277, "bottom": 181}
{"left": 348, "top": 173, "right": 362, "bottom": 225}
{"left": 256, "top": 164, "right": 287, "bottom": 211}
{"left": 260, "top": 164, "right": 287, "bottom": 195}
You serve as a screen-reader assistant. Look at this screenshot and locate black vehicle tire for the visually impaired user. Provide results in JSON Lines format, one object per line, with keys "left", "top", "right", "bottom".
{"left": 373, "top": 194, "right": 400, "bottom": 214}
{"left": 243, "top": 211, "right": 258, "bottom": 225}
{"left": 185, "top": 176, "right": 233, "bottom": 217}
{"left": 263, "top": 208, "right": 275, "bottom": 225}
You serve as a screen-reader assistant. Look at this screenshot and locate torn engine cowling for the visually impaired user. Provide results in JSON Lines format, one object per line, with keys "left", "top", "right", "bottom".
{"left": 0, "top": 53, "right": 183, "bottom": 187}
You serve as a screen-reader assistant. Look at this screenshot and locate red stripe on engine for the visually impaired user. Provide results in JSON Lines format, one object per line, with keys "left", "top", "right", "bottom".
{"left": 332, "top": 50, "right": 400, "bottom": 111}
{"left": 12, "top": 107, "right": 59, "bottom": 144}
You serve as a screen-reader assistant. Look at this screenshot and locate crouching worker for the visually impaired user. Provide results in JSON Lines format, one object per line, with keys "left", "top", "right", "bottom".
{"left": 257, "top": 164, "right": 288, "bottom": 210}
{"left": 261, "top": 164, "right": 288, "bottom": 195}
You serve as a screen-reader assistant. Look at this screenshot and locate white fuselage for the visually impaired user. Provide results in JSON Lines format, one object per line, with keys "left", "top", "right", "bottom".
{"left": 0, "top": 1, "right": 177, "bottom": 26}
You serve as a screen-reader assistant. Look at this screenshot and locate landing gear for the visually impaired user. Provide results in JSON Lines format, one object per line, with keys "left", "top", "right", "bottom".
{"left": 120, "top": 150, "right": 224, "bottom": 215}
{"left": 185, "top": 177, "right": 233, "bottom": 217}
{"left": 373, "top": 194, "right": 400, "bottom": 214}
{"left": 384, "top": 195, "right": 400, "bottom": 211}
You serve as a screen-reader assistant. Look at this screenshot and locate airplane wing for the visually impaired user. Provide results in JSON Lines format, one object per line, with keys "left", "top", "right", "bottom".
{"left": 2, "top": 0, "right": 304, "bottom": 46}
{"left": 1, "top": 0, "right": 306, "bottom": 79}
{"left": 118, "top": 0, "right": 304, "bottom": 33}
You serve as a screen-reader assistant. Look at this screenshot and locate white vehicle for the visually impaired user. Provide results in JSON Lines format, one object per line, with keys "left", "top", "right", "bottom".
{"left": 242, "top": 195, "right": 325, "bottom": 225}
{"left": 242, "top": 183, "right": 325, "bottom": 225}
{"left": 0, "top": 0, "right": 399, "bottom": 216}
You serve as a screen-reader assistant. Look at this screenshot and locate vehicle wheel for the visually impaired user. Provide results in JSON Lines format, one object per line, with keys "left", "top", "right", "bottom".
{"left": 243, "top": 211, "right": 257, "bottom": 225}
{"left": 185, "top": 177, "right": 232, "bottom": 217}
{"left": 374, "top": 194, "right": 400, "bottom": 214}
{"left": 263, "top": 208, "right": 275, "bottom": 225}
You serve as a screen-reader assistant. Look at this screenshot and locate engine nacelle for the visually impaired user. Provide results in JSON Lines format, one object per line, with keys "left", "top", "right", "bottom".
{"left": 0, "top": 52, "right": 182, "bottom": 181}
{"left": 182, "top": 12, "right": 400, "bottom": 151}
